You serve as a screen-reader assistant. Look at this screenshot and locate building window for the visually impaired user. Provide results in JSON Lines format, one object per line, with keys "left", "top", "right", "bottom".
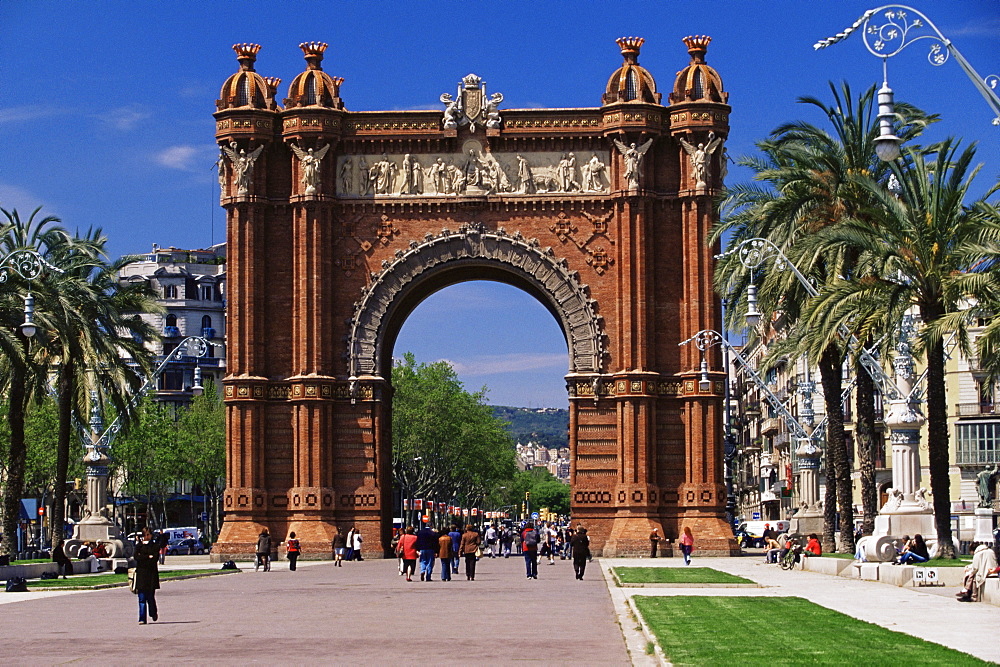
{"left": 166, "top": 314, "right": 177, "bottom": 327}
{"left": 202, "top": 315, "right": 212, "bottom": 329}
{"left": 160, "top": 368, "right": 184, "bottom": 391}
{"left": 956, "top": 422, "right": 1000, "bottom": 465}
{"left": 164, "top": 285, "right": 178, "bottom": 299}
{"left": 201, "top": 285, "right": 213, "bottom": 301}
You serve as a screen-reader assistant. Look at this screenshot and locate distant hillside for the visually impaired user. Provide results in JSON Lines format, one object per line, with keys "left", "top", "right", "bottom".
{"left": 492, "top": 405, "right": 569, "bottom": 449}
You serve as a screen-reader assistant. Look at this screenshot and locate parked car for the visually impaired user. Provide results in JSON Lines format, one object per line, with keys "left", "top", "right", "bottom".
{"left": 166, "top": 538, "right": 207, "bottom": 555}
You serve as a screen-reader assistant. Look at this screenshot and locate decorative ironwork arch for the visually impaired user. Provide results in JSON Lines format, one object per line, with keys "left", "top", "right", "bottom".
{"left": 346, "top": 222, "right": 606, "bottom": 377}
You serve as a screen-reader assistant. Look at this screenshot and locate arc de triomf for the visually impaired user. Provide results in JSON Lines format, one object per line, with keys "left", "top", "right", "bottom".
{"left": 213, "top": 35, "right": 738, "bottom": 558}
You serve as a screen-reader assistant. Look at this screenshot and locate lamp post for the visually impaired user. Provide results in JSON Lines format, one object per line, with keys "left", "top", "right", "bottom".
{"left": 815, "top": 4, "right": 1000, "bottom": 150}
{"left": 62, "top": 336, "right": 213, "bottom": 559}
{"left": 1, "top": 248, "right": 64, "bottom": 338}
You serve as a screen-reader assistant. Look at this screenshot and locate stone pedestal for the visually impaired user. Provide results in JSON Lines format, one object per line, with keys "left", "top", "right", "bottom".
{"left": 973, "top": 507, "right": 996, "bottom": 544}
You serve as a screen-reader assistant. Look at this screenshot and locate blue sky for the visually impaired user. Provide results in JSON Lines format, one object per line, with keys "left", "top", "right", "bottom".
{"left": 2, "top": 1, "right": 998, "bottom": 407}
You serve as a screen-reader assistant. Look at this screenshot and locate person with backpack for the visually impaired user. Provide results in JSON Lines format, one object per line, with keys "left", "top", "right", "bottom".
{"left": 255, "top": 528, "right": 271, "bottom": 572}
{"left": 521, "top": 522, "right": 540, "bottom": 579}
{"left": 285, "top": 532, "right": 301, "bottom": 571}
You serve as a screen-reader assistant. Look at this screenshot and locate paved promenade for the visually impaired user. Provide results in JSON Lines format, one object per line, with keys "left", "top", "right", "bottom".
{"left": 2, "top": 553, "right": 997, "bottom": 665}
{"left": 0, "top": 555, "right": 630, "bottom": 665}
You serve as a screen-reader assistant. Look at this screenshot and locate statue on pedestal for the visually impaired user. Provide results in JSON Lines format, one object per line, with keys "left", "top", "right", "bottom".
{"left": 977, "top": 464, "right": 998, "bottom": 508}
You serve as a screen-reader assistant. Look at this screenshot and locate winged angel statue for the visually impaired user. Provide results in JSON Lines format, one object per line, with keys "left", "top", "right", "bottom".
{"left": 222, "top": 143, "right": 265, "bottom": 196}
{"left": 613, "top": 138, "right": 653, "bottom": 190}
{"left": 679, "top": 132, "right": 724, "bottom": 189}
{"left": 290, "top": 143, "right": 331, "bottom": 195}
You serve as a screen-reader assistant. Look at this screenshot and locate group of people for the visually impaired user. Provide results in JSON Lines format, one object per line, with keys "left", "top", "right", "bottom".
{"left": 648, "top": 527, "right": 696, "bottom": 564}
{"left": 764, "top": 533, "right": 821, "bottom": 564}
{"left": 391, "top": 522, "right": 594, "bottom": 581}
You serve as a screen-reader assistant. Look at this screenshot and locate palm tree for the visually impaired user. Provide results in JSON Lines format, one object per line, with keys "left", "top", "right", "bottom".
{"left": 802, "top": 139, "right": 1000, "bottom": 558}
{"left": 713, "top": 83, "right": 934, "bottom": 551}
{"left": 33, "top": 229, "right": 158, "bottom": 549}
{"left": 0, "top": 207, "right": 70, "bottom": 555}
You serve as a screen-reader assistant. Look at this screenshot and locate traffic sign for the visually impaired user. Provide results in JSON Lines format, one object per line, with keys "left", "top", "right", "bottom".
{"left": 200, "top": 512, "right": 208, "bottom": 522}
{"left": 531, "top": 512, "right": 539, "bottom": 520}
{"left": 38, "top": 507, "right": 45, "bottom": 516}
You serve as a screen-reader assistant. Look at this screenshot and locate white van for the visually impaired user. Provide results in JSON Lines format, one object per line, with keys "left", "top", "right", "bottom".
{"left": 737, "top": 520, "right": 790, "bottom": 546}
{"left": 161, "top": 527, "right": 200, "bottom": 541}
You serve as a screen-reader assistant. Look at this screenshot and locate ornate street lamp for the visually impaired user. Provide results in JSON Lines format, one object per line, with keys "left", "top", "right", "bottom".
{"left": 1, "top": 248, "right": 63, "bottom": 337}
{"left": 816, "top": 5, "right": 1000, "bottom": 164}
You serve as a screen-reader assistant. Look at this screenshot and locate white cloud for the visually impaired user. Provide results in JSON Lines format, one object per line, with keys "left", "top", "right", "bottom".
{"left": 0, "top": 182, "right": 51, "bottom": 215}
{"left": 101, "top": 105, "right": 152, "bottom": 131}
{"left": 946, "top": 18, "right": 1000, "bottom": 37}
{"left": 444, "top": 352, "right": 567, "bottom": 376}
{"left": 154, "top": 145, "right": 201, "bottom": 171}
{"left": 0, "top": 105, "right": 67, "bottom": 124}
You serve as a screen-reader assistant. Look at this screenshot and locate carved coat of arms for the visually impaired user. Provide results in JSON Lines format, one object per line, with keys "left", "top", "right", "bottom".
{"left": 440, "top": 73, "right": 503, "bottom": 132}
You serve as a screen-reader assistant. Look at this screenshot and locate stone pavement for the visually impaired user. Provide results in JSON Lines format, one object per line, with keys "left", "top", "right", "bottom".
{"left": 600, "top": 556, "right": 1000, "bottom": 664}
{"left": 0, "top": 555, "right": 630, "bottom": 665}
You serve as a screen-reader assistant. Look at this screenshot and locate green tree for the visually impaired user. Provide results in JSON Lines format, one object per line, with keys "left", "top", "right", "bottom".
{"left": 392, "top": 352, "right": 518, "bottom": 518}
{"left": 173, "top": 379, "right": 226, "bottom": 540}
{"left": 802, "top": 139, "right": 1000, "bottom": 558}
{"left": 111, "top": 397, "right": 178, "bottom": 529}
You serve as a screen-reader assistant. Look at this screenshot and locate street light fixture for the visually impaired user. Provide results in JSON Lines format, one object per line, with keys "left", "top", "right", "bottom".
{"left": 874, "top": 73, "right": 902, "bottom": 162}
{"left": 815, "top": 5, "right": 1000, "bottom": 135}
{"left": 744, "top": 283, "right": 761, "bottom": 328}
{"left": 19, "top": 292, "right": 37, "bottom": 338}
{"left": 192, "top": 365, "right": 204, "bottom": 397}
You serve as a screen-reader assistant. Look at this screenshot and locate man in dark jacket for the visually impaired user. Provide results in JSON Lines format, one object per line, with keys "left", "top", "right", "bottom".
{"left": 570, "top": 526, "right": 591, "bottom": 580}
{"left": 415, "top": 524, "right": 438, "bottom": 581}
{"left": 256, "top": 528, "right": 272, "bottom": 572}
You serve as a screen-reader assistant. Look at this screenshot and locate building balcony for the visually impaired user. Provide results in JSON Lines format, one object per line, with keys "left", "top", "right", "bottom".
{"left": 761, "top": 417, "right": 783, "bottom": 435}
{"left": 202, "top": 327, "right": 216, "bottom": 339}
{"left": 163, "top": 326, "right": 180, "bottom": 338}
{"left": 956, "top": 403, "right": 996, "bottom": 418}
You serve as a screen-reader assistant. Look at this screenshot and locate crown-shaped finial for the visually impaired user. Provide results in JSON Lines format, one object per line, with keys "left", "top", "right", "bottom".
{"left": 263, "top": 77, "right": 282, "bottom": 97}
{"left": 616, "top": 36, "right": 645, "bottom": 63}
{"left": 233, "top": 43, "right": 262, "bottom": 71}
{"left": 682, "top": 35, "right": 712, "bottom": 63}
{"left": 300, "top": 41, "right": 328, "bottom": 69}
{"left": 462, "top": 73, "right": 483, "bottom": 89}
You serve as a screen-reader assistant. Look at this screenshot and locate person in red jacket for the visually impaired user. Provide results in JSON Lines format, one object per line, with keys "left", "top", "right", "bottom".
{"left": 396, "top": 526, "right": 418, "bottom": 582}
{"left": 805, "top": 533, "right": 822, "bottom": 556}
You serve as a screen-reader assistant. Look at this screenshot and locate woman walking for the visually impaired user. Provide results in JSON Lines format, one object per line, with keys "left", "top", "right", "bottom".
{"left": 352, "top": 526, "right": 364, "bottom": 561}
{"left": 679, "top": 526, "right": 695, "bottom": 565}
{"left": 285, "top": 532, "right": 301, "bottom": 571}
{"left": 459, "top": 524, "right": 481, "bottom": 581}
{"left": 396, "top": 526, "right": 418, "bottom": 582}
{"left": 570, "top": 526, "right": 590, "bottom": 580}
{"left": 134, "top": 526, "right": 160, "bottom": 624}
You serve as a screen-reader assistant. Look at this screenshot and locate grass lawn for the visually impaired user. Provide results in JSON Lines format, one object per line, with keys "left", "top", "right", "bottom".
{"left": 9, "top": 559, "right": 50, "bottom": 564}
{"left": 614, "top": 567, "right": 753, "bottom": 585}
{"left": 633, "top": 596, "right": 988, "bottom": 666}
{"left": 26, "top": 569, "right": 237, "bottom": 588}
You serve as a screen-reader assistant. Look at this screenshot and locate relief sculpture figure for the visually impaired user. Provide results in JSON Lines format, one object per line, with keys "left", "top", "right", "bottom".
{"left": 581, "top": 153, "right": 607, "bottom": 192}
{"left": 339, "top": 157, "right": 353, "bottom": 195}
{"left": 371, "top": 153, "right": 398, "bottom": 195}
{"left": 290, "top": 143, "right": 330, "bottom": 195}
{"left": 613, "top": 138, "right": 653, "bottom": 190}
{"left": 485, "top": 92, "right": 503, "bottom": 129}
{"left": 516, "top": 154, "right": 536, "bottom": 194}
{"left": 430, "top": 157, "right": 448, "bottom": 194}
{"left": 223, "top": 142, "right": 265, "bottom": 196}
{"left": 557, "top": 153, "right": 580, "bottom": 192}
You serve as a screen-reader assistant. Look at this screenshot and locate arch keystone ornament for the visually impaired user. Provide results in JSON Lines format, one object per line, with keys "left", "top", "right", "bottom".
{"left": 213, "top": 36, "right": 738, "bottom": 560}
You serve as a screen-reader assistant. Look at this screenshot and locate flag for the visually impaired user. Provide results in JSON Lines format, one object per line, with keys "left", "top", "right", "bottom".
{"left": 462, "top": 508, "right": 469, "bottom": 517}
{"left": 472, "top": 507, "right": 478, "bottom": 516}
{"left": 415, "top": 499, "right": 423, "bottom": 510}
{"left": 438, "top": 502, "right": 446, "bottom": 512}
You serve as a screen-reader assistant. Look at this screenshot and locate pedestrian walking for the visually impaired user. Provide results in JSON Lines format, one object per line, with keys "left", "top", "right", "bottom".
{"left": 397, "top": 526, "right": 418, "bottom": 581}
{"left": 649, "top": 528, "right": 661, "bottom": 558}
{"left": 679, "top": 526, "right": 695, "bottom": 565}
{"left": 134, "top": 526, "right": 160, "bottom": 624}
{"left": 438, "top": 528, "right": 454, "bottom": 581}
{"left": 570, "top": 526, "right": 591, "bottom": 580}
{"left": 286, "top": 532, "right": 301, "bottom": 571}
{"left": 255, "top": 528, "right": 272, "bottom": 572}
{"left": 460, "top": 524, "right": 481, "bottom": 581}
{"left": 351, "top": 526, "right": 364, "bottom": 561}
{"left": 448, "top": 524, "right": 462, "bottom": 572}
{"left": 345, "top": 526, "right": 356, "bottom": 562}
{"left": 484, "top": 524, "right": 498, "bottom": 558}
{"left": 332, "top": 527, "right": 346, "bottom": 567}
{"left": 415, "top": 524, "right": 438, "bottom": 581}
{"left": 521, "top": 522, "right": 539, "bottom": 579}
{"left": 500, "top": 527, "right": 513, "bottom": 558}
